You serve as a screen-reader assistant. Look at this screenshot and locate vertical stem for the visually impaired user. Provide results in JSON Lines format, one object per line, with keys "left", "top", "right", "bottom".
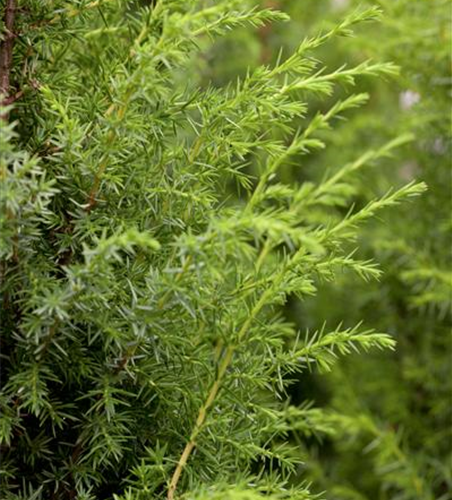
{"left": 166, "top": 283, "right": 279, "bottom": 499}
{"left": 0, "top": 0, "right": 17, "bottom": 115}
{"left": 258, "top": 0, "right": 279, "bottom": 64}
{"left": 0, "top": 0, "right": 20, "bottom": 343}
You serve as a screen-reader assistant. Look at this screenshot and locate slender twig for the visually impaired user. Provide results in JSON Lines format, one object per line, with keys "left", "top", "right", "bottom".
{"left": 258, "top": 0, "right": 279, "bottom": 64}
{"left": 2, "top": 88, "right": 22, "bottom": 105}
{"left": 36, "top": 318, "right": 60, "bottom": 360}
{"left": 0, "top": 0, "right": 17, "bottom": 116}
{"left": 167, "top": 261, "right": 284, "bottom": 499}
{"left": 0, "top": 0, "right": 20, "bottom": 398}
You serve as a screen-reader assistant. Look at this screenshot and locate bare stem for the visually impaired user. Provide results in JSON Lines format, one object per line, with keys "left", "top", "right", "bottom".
{"left": 0, "top": 0, "right": 17, "bottom": 116}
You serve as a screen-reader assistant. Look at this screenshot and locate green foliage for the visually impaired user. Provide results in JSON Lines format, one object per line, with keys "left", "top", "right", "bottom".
{"left": 0, "top": 1, "right": 434, "bottom": 500}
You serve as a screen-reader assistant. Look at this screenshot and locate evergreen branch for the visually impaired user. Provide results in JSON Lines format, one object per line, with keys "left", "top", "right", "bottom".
{"left": 248, "top": 93, "right": 369, "bottom": 211}
{"left": 319, "top": 133, "right": 414, "bottom": 193}
{"left": 293, "top": 323, "right": 396, "bottom": 373}
{"left": 282, "top": 60, "right": 399, "bottom": 95}
{"left": 268, "top": 7, "right": 383, "bottom": 78}
{"left": 326, "top": 181, "right": 427, "bottom": 239}
{"left": 191, "top": 6, "right": 289, "bottom": 38}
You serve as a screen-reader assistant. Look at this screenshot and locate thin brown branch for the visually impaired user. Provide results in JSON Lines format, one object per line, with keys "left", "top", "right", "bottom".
{"left": 2, "top": 88, "right": 22, "bottom": 105}
{"left": 0, "top": 0, "right": 17, "bottom": 114}
{"left": 166, "top": 347, "right": 233, "bottom": 500}
{"left": 258, "top": 0, "right": 279, "bottom": 64}
{"left": 167, "top": 284, "right": 276, "bottom": 499}
{"left": 37, "top": 319, "right": 60, "bottom": 360}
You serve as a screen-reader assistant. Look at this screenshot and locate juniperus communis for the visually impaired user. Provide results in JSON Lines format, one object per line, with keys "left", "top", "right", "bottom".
{"left": 0, "top": 2, "right": 426, "bottom": 499}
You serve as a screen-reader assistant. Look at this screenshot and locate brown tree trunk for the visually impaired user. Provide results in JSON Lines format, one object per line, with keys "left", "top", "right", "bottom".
{"left": 0, "top": 0, "right": 17, "bottom": 114}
